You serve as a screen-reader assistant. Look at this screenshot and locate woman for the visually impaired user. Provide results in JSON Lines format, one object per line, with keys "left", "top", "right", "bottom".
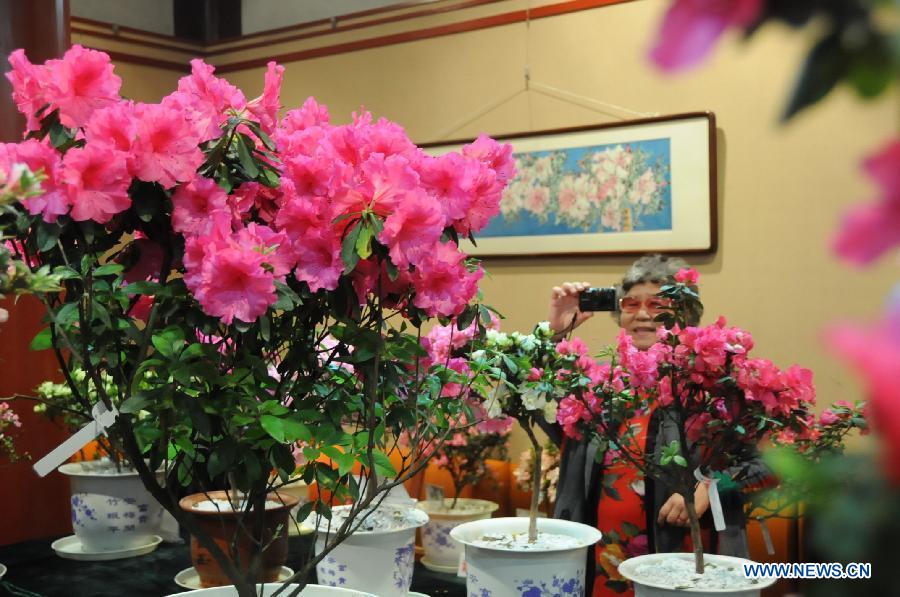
{"left": 548, "top": 254, "right": 769, "bottom": 596}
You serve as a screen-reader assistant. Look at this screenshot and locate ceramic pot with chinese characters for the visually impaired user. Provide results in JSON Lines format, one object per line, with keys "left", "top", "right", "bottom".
{"left": 314, "top": 504, "right": 428, "bottom": 596}
{"left": 179, "top": 490, "right": 299, "bottom": 588}
{"left": 59, "top": 459, "right": 165, "bottom": 552}
{"left": 450, "top": 516, "right": 603, "bottom": 597}
{"left": 418, "top": 498, "right": 498, "bottom": 571}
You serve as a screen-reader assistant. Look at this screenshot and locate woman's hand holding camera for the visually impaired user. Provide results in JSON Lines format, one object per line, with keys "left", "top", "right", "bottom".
{"left": 549, "top": 281, "right": 594, "bottom": 334}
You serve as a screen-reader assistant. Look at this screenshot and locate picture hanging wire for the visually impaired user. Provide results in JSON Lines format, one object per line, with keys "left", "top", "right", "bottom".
{"left": 429, "top": 1, "right": 659, "bottom": 142}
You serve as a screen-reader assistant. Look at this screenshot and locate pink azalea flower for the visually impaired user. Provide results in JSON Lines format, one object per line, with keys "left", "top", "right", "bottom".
{"left": 235, "top": 223, "right": 294, "bottom": 279}
{"left": 364, "top": 117, "right": 419, "bottom": 159}
{"left": 332, "top": 153, "right": 419, "bottom": 218}
{"left": 162, "top": 59, "right": 246, "bottom": 141}
{"left": 455, "top": 165, "right": 503, "bottom": 235}
{"left": 350, "top": 256, "right": 412, "bottom": 307}
{"left": 379, "top": 189, "right": 444, "bottom": 269}
{"left": 246, "top": 61, "right": 284, "bottom": 135}
{"left": 5, "top": 49, "right": 53, "bottom": 132}
{"left": 292, "top": 230, "right": 343, "bottom": 292}
{"left": 128, "top": 294, "right": 153, "bottom": 323}
{"left": 649, "top": 0, "right": 764, "bottom": 72}
{"left": 527, "top": 367, "right": 544, "bottom": 382}
{"left": 462, "top": 134, "right": 516, "bottom": 186}
{"left": 131, "top": 103, "right": 203, "bottom": 188}
{"left": 280, "top": 96, "right": 330, "bottom": 133}
{"left": 674, "top": 267, "right": 700, "bottom": 285}
{"left": 833, "top": 138, "right": 900, "bottom": 265}
{"left": 2, "top": 140, "right": 68, "bottom": 222}
{"left": 557, "top": 337, "right": 589, "bottom": 357}
{"left": 557, "top": 394, "right": 591, "bottom": 440}
{"left": 411, "top": 241, "right": 482, "bottom": 317}
{"left": 819, "top": 409, "right": 840, "bottom": 426}
{"left": 196, "top": 244, "right": 276, "bottom": 325}
{"left": 281, "top": 155, "right": 335, "bottom": 198}
{"left": 61, "top": 144, "right": 130, "bottom": 223}
{"left": 45, "top": 45, "right": 122, "bottom": 129}
{"left": 827, "top": 296, "right": 900, "bottom": 484}
{"left": 171, "top": 176, "right": 229, "bottom": 235}
{"left": 418, "top": 153, "right": 479, "bottom": 226}
{"left": 84, "top": 102, "right": 137, "bottom": 158}
{"left": 475, "top": 414, "right": 514, "bottom": 435}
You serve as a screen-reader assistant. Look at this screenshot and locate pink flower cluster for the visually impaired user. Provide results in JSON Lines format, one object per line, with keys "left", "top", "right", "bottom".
{"left": 827, "top": 295, "right": 900, "bottom": 484}
{"left": 832, "top": 138, "right": 900, "bottom": 265}
{"left": 3, "top": 48, "right": 513, "bottom": 325}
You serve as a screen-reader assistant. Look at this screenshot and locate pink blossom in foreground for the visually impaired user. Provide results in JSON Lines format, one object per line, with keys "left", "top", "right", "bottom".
{"left": 61, "top": 144, "right": 130, "bottom": 223}
{"left": 163, "top": 59, "right": 246, "bottom": 141}
{"left": 648, "top": 0, "right": 763, "bottom": 72}
{"left": 84, "top": 102, "right": 137, "bottom": 156}
{"left": 1, "top": 140, "right": 68, "bottom": 222}
{"left": 827, "top": 295, "right": 900, "bottom": 484}
{"left": 246, "top": 62, "right": 284, "bottom": 135}
{"left": 411, "top": 241, "right": 482, "bottom": 317}
{"left": 379, "top": 189, "right": 444, "bottom": 269}
{"left": 280, "top": 97, "right": 330, "bottom": 133}
{"left": 292, "top": 230, "right": 343, "bottom": 293}
{"left": 196, "top": 244, "right": 276, "bottom": 325}
{"left": 833, "top": 138, "right": 900, "bottom": 265}
{"left": 46, "top": 45, "right": 122, "bottom": 128}
{"left": 131, "top": 103, "right": 203, "bottom": 188}
{"left": 171, "top": 176, "right": 230, "bottom": 235}
{"left": 557, "top": 394, "right": 591, "bottom": 440}
{"left": 5, "top": 50, "right": 52, "bottom": 132}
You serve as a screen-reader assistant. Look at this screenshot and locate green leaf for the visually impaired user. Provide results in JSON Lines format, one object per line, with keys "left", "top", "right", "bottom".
{"left": 208, "top": 442, "right": 236, "bottom": 479}
{"left": 93, "top": 263, "right": 124, "bottom": 277}
{"left": 355, "top": 222, "right": 374, "bottom": 259}
{"left": 30, "top": 327, "right": 53, "bottom": 351}
{"left": 261, "top": 414, "right": 286, "bottom": 443}
{"left": 119, "top": 394, "right": 150, "bottom": 414}
{"left": 282, "top": 418, "right": 311, "bottom": 442}
{"left": 371, "top": 450, "right": 397, "bottom": 478}
{"left": 340, "top": 223, "right": 362, "bottom": 272}
{"left": 236, "top": 135, "right": 260, "bottom": 178}
{"left": 673, "top": 455, "right": 688, "bottom": 467}
{"left": 36, "top": 224, "right": 60, "bottom": 252}
{"left": 782, "top": 32, "right": 847, "bottom": 122}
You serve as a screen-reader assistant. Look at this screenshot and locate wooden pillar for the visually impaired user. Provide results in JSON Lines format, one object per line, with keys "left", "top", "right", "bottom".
{"left": 0, "top": 0, "right": 73, "bottom": 546}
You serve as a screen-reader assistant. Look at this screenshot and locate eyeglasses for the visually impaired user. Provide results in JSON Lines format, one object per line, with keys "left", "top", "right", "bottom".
{"left": 618, "top": 296, "right": 673, "bottom": 314}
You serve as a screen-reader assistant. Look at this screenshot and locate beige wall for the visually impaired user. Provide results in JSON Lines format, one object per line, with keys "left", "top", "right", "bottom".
{"left": 86, "top": 0, "right": 897, "bottom": 456}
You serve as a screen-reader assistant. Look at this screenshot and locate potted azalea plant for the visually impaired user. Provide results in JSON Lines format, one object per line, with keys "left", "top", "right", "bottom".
{"left": 557, "top": 269, "right": 815, "bottom": 595}
{"left": 450, "top": 323, "right": 603, "bottom": 596}
{"left": 416, "top": 320, "right": 512, "bottom": 572}
{"left": 0, "top": 45, "right": 511, "bottom": 596}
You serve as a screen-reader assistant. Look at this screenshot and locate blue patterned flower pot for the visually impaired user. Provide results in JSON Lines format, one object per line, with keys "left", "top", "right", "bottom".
{"left": 164, "top": 583, "right": 375, "bottom": 596}
{"left": 451, "top": 516, "right": 602, "bottom": 597}
{"left": 315, "top": 504, "right": 428, "bottom": 596}
{"left": 59, "top": 460, "right": 164, "bottom": 552}
{"left": 419, "top": 498, "right": 498, "bottom": 570}
{"left": 617, "top": 553, "right": 777, "bottom": 597}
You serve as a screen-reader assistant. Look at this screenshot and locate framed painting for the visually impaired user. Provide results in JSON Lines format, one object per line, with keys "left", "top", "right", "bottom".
{"left": 422, "top": 112, "right": 717, "bottom": 257}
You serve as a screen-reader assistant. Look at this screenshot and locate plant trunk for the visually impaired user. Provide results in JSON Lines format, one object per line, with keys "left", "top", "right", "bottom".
{"left": 684, "top": 498, "right": 705, "bottom": 575}
{"left": 528, "top": 441, "right": 542, "bottom": 543}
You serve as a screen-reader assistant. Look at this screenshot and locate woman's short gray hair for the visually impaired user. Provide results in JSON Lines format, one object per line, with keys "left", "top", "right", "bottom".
{"left": 613, "top": 254, "right": 702, "bottom": 325}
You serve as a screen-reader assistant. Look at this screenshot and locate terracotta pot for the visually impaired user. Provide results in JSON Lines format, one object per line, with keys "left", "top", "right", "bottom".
{"left": 179, "top": 490, "right": 299, "bottom": 588}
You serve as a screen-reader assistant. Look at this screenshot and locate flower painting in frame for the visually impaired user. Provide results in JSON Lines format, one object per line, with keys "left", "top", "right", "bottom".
{"left": 423, "top": 112, "right": 716, "bottom": 257}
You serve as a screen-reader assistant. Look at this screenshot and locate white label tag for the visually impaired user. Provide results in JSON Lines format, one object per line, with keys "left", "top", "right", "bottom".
{"left": 759, "top": 519, "right": 776, "bottom": 555}
{"left": 33, "top": 402, "right": 118, "bottom": 477}
{"left": 694, "top": 468, "right": 726, "bottom": 532}
{"left": 457, "top": 551, "right": 467, "bottom": 577}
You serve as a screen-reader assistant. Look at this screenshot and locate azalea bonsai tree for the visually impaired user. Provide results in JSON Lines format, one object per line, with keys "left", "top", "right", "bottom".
{"left": 468, "top": 322, "right": 589, "bottom": 543}
{"left": 0, "top": 45, "right": 512, "bottom": 596}
{"left": 557, "top": 269, "right": 818, "bottom": 575}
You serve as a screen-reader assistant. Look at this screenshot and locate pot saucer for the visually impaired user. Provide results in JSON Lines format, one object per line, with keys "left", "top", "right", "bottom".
{"left": 51, "top": 534, "right": 162, "bottom": 561}
{"left": 0, "top": 563, "right": 6, "bottom": 579}
{"left": 419, "top": 557, "right": 458, "bottom": 574}
{"left": 174, "top": 565, "right": 294, "bottom": 590}
{"left": 408, "top": 593, "right": 431, "bottom": 597}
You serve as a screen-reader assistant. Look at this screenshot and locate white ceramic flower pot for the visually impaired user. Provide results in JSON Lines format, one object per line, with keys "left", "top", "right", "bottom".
{"left": 617, "top": 553, "right": 778, "bottom": 597}
{"left": 165, "top": 583, "right": 375, "bottom": 596}
{"left": 451, "top": 516, "right": 602, "bottom": 596}
{"left": 59, "top": 460, "right": 164, "bottom": 551}
{"left": 314, "top": 505, "right": 428, "bottom": 595}
{"left": 418, "top": 498, "right": 498, "bottom": 570}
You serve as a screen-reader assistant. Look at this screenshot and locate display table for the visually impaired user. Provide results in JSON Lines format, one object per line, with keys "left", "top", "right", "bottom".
{"left": 0, "top": 535, "right": 466, "bottom": 596}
